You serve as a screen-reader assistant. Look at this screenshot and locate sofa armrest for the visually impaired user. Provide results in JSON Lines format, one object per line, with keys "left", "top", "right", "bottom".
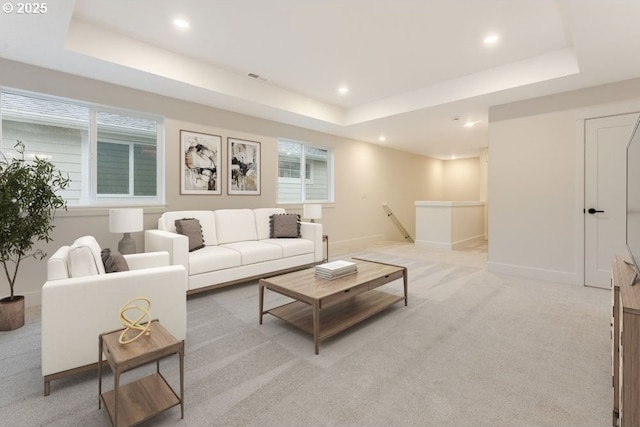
{"left": 145, "top": 229, "right": 189, "bottom": 274}
{"left": 301, "top": 221, "right": 323, "bottom": 262}
{"left": 41, "top": 264, "right": 187, "bottom": 378}
{"left": 123, "top": 251, "right": 170, "bottom": 270}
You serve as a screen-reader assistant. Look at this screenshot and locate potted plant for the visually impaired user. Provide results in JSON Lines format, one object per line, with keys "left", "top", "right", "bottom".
{"left": 0, "top": 140, "right": 70, "bottom": 330}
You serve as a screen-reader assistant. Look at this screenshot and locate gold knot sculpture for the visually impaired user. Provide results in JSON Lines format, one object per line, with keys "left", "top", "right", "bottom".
{"left": 118, "top": 297, "right": 152, "bottom": 345}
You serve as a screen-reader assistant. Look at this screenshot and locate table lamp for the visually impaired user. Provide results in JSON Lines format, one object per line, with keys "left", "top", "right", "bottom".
{"left": 109, "top": 208, "right": 144, "bottom": 254}
{"left": 303, "top": 204, "right": 322, "bottom": 223}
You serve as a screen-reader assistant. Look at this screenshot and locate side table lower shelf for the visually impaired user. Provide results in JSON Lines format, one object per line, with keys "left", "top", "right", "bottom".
{"left": 100, "top": 373, "right": 180, "bottom": 427}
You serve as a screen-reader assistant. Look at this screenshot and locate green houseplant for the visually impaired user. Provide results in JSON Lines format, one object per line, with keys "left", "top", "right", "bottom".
{"left": 0, "top": 141, "right": 70, "bottom": 330}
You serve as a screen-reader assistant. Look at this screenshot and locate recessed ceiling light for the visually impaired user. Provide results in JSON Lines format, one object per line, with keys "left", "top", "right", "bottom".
{"left": 464, "top": 120, "right": 481, "bottom": 128}
{"left": 338, "top": 86, "right": 349, "bottom": 95}
{"left": 483, "top": 34, "right": 499, "bottom": 45}
{"left": 378, "top": 135, "right": 386, "bottom": 142}
{"left": 173, "top": 18, "right": 190, "bottom": 30}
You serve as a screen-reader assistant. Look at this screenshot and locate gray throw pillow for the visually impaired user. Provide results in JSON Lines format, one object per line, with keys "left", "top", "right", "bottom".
{"left": 175, "top": 218, "right": 206, "bottom": 251}
{"left": 100, "top": 248, "right": 130, "bottom": 273}
{"left": 270, "top": 213, "right": 301, "bottom": 238}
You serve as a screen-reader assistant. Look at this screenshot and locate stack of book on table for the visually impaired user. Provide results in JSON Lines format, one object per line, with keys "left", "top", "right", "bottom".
{"left": 315, "top": 260, "right": 358, "bottom": 280}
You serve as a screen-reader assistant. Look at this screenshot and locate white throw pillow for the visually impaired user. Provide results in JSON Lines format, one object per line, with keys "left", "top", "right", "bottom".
{"left": 67, "top": 245, "right": 100, "bottom": 277}
{"left": 73, "top": 235, "right": 106, "bottom": 274}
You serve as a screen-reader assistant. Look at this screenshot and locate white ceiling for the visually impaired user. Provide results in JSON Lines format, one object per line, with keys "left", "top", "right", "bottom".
{"left": 2, "top": 0, "right": 640, "bottom": 159}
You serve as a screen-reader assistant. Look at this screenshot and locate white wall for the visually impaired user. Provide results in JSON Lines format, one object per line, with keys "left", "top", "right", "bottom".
{"left": 487, "top": 77, "right": 640, "bottom": 284}
{"left": 443, "top": 157, "right": 481, "bottom": 201}
{"left": 488, "top": 111, "right": 578, "bottom": 282}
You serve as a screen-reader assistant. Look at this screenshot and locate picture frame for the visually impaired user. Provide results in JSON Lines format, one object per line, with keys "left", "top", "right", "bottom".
{"left": 227, "top": 137, "right": 261, "bottom": 195}
{"left": 180, "top": 130, "right": 222, "bottom": 195}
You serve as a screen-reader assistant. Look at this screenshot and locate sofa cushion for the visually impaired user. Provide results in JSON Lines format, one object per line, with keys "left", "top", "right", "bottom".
{"left": 159, "top": 210, "right": 217, "bottom": 245}
{"left": 270, "top": 213, "right": 301, "bottom": 238}
{"left": 100, "top": 248, "right": 130, "bottom": 273}
{"left": 73, "top": 235, "right": 106, "bottom": 275}
{"left": 220, "top": 241, "right": 282, "bottom": 265}
{"left": 215, "top": 209, "right": 258, "bottom": 244}
{"left": 175, "top": 218, "right": 206, "bottom": 252}
{"left": 68, "top": 245, "right": 100, "bottom": 277}
{"left": 263, "top": 238, "right": 315, "bottom": 258}
{"left": 254, "top": 208, "right": 286, "bottom": 240}
{"left": 188, "top": 246, "right": 242, "bottom": 275}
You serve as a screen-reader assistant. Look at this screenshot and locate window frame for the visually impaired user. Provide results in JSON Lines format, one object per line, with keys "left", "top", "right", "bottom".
{"left": 277, "top": 138, "right": 334, "bottom": 204}
{"left": 0, "top": 88, "right": 165, "bottom": 207}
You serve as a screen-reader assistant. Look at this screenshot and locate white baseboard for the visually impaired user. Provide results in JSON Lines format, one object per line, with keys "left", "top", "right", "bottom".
{"left": 487, "top": 261, "right": 579, "bottom": 285}
{"left": 415, "top": 240, "right": 452, "bottom": 250}
{"left": 415, "top": 234, "right": 486, "bottom": 251}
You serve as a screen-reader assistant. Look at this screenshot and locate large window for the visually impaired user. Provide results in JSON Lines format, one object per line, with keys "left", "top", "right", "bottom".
{"left": 277, "top": 139, "right": 333, "bottom": 203}
{"left": 0, "top": 90, "right": 163, "bottom": 206}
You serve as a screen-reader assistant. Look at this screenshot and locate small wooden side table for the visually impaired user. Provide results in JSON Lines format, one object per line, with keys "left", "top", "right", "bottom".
{"left": 98, "top": 320, "right": 184, "bottom": 427}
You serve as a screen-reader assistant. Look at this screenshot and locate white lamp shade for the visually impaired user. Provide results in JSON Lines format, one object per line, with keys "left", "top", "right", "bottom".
{"left": 303, "top": 204, "right": 322, "bottom": 220}
{"left": 109, "top": 208, "right": 144, "bottom": 233}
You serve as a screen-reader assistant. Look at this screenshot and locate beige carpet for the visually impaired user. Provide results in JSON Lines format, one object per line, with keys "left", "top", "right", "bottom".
{"left": 0, "top": 241, "right": 612, "bottom": 426}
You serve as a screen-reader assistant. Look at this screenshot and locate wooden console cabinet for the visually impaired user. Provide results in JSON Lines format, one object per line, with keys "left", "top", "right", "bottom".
{"left": 612, "top": 256, "right": 640, "bottom": 426}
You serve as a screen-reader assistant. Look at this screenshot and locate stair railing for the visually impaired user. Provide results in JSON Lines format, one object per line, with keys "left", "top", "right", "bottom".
{"left": 382, "top": 203, "right": 414, "bottom": 243}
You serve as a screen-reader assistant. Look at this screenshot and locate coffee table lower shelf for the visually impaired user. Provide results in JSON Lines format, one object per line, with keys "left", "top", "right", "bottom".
{"left": 266, "top": 290, "right": 404, "bottom": 342}
{"left": 100, "top": 373, "right": 180, "bottom": 427}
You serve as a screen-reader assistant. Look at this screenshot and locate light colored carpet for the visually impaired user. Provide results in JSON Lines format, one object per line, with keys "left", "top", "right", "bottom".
{"left": 0, "top": 241, "right": 612, "bottom": 426}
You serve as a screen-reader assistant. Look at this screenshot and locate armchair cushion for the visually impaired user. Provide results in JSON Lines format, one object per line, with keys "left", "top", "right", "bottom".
{"left": 175, "top": 218, "right": 206, "bottom": 252}
{"left": 72, "top": 235, "right": 106, "bottom": 275}
{"left": 68, "top": 245, "right": 100, "bottom": 277}
{"left": 100, "top": 248, "right": 130, "bottom": 273}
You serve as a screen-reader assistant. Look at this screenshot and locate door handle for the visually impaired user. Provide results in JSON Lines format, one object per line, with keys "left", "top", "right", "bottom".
{"left": 588, "top": 208, "right": 605, "bottom": 214}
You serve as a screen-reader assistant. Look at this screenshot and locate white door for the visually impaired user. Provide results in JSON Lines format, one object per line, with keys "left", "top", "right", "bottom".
{"left": 585, "top": 113, "right": 639, "bottom": 288}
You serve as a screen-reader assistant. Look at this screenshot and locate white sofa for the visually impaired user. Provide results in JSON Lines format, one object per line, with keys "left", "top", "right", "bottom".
{"left": 145, "top": 208, "right": 323, "bottom": 294}
{"left": 41, "top": 236, "right": 187, "bottom": 396}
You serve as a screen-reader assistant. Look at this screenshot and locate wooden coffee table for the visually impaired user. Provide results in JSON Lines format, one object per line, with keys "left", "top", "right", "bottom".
{"left": 259, "top": 258, "right": 408, "bottom": 354}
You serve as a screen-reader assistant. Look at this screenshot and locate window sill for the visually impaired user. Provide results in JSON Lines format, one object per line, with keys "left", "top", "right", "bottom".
{"left": 58, "top": 205, "right": 168, "bottom": 218}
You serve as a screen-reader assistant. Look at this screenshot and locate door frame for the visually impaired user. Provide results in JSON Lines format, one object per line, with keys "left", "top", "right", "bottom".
{"left": 575, "top": 101, "right": 640, "bottom": 286}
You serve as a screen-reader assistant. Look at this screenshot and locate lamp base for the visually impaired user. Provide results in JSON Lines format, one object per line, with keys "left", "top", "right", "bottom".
{"left": 118, "top": 232, "right": 136, "bottom": 255}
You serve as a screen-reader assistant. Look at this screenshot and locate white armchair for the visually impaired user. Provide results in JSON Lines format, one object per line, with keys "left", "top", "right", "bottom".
{"left": 41, "top": 236, "right": 187, "bottom": 396}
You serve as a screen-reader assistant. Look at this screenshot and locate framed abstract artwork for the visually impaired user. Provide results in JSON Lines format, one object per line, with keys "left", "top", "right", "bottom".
{"left": 227, "top": 137, "right": 260, "bottom": 195}
{"left": 180, "top": 130, "right": 222, "bottom": 195}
